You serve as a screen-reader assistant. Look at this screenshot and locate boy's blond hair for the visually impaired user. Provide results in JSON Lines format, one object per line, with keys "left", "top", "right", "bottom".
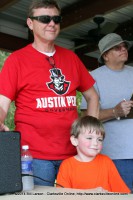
{"left": 71, "top": 115, "right": 105, "bottom": 139}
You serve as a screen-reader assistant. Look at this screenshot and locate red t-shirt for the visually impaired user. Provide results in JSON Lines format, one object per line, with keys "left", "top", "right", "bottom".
{"left": 57, "top": 154, "right": 130, "bottom": 193}
{"left": 0, "top": 44, "right": 95, "bottom": 159}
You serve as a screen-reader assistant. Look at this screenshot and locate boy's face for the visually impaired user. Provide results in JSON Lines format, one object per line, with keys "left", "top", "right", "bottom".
{"left": 72, "top": 128, "right": 103, "bottom": 161}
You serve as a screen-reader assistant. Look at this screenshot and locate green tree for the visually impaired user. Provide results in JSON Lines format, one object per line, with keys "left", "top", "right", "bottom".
{"left": 76, "top": 91, "right": 82, "bottom": 116}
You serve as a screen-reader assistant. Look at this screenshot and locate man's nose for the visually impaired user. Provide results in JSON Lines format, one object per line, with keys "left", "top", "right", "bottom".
{"left": 48, "top": 19, "right": 55, "bottom": 25}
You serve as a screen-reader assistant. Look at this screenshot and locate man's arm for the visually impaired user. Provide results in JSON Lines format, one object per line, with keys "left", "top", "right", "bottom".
{"left": 0, "top": 95, "right": 11, "bottom": 131}
{"left": 81, "top": 94, "right": 133, "bottom": 122}
{"left": 82, "top": 86, "right": 99, "bottom": 119}
{"left": 99, "top": 100, "right": 133, "bottom": 122}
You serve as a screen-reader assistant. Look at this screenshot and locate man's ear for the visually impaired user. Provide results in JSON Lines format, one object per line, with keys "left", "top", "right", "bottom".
{"left": 103, "top": 52, "right": 109, "bottom": 62}
{"left": 27, "top": 18, "right": 33, "bottom": 31}
{"left": 70, "top": 135, "right": 78, "bottom": 147}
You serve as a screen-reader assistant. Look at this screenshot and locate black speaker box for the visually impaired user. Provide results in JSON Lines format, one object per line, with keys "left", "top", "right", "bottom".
{"left": 0, "top": 131, "right": 22, "bottom": 194}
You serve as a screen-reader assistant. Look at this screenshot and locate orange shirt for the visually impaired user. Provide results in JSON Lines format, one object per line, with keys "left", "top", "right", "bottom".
{"left": 56, "top": 154, "right": 130, "bottom": 193}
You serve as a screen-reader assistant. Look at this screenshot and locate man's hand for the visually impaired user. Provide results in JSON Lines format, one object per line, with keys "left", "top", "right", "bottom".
{"left": 114, "top": 100, "right": 133, "bottom": 118}
{"left": 0, "top": 121, "right": 9, "bottom": 131}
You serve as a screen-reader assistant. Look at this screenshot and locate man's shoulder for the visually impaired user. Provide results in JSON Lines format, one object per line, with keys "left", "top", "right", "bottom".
{"left": 91, "top": 65, "right": 105, "bottom": 73}
{"left": 55, "top": 45, "right": 76, "bottom": 56}
{"left": 11, "top": 44, "right": 32, "bottom": 56}
{"left": 91, "top": 65, "right": 106, "bottom": 78}
{"left": 125, "top": 65, "right": 133, "bottom": 71}
{"left": 4, "top": 44, "right": 31, "bottom": 62}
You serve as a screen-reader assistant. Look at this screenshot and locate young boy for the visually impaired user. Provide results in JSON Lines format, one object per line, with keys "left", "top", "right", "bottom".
{"left": 56, "top": 116, "right": 130, "bottom": 193}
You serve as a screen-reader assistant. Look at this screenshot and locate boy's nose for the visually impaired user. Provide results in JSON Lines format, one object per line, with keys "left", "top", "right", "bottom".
{"left": 93, "top": 139, "right": 98, "bottom": 145}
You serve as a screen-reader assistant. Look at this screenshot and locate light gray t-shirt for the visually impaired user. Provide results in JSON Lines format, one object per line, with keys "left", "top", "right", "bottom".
{"left": 80, "top": 65, "right": 133, "bottom": 159}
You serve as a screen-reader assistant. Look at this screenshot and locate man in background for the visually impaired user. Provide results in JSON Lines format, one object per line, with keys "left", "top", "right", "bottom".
{"left": 80, "top": 33, "right": 133, "bottom": 190}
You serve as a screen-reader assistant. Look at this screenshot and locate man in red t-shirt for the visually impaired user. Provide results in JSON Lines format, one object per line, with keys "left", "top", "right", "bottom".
{"left": 0, "top": 0, "right": 99, "bottom": 186}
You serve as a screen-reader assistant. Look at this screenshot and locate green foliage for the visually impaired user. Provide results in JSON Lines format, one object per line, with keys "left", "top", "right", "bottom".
{"left": 0, "top": 50, "right": 15, "bottom": 130}
{"left": 0, "top": 51, "right": 9, "bottom": 66}
{"left": 76, "top": 91, "right": 82, "bottom": 116}
{"left": 5, "top": 102, "right": 15, "bottom": 130}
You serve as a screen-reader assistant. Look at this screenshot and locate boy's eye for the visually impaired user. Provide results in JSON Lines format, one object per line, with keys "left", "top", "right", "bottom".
{"left": 86, "top": 137, "right": 92, "bottom": 140}
{"left": 97, "top": 138, "right": 103, "bottom": 142}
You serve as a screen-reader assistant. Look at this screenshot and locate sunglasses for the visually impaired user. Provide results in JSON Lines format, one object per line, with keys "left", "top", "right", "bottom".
{"left": 47, "top": 56, "right": 59, "bottom": 76}
{"left": 30, "top": 15, "right": 62, "bottom": 24}
{"left": 47, "top": 56, "right": 56, "bottom": 68}
{"left": 110, "top": 43, "right": 128, "bottom": 51}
